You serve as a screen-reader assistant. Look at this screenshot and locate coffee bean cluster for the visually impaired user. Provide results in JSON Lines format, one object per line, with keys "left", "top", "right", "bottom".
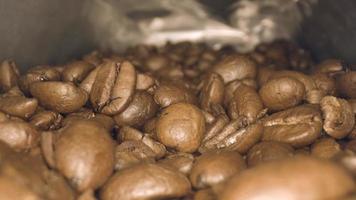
{"left": 0, "top": 40, "right": 356, "bottom": 200}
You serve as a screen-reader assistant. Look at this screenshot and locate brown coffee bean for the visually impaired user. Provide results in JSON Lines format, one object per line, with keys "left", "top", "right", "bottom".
{"left": 336, "top": 71, "right": 356, "bottom": 98}
{"left": 30, "top": 110, "right": 62, "bottom": 131}
{"left": 62, "top": 61, "right": 95, "bottom": 83}
{"left": 259, "top": 77, "right": 305, "bottom": 111}
{"left": 77, "top": 190, "right": 96, "bottom": 200}
{"left": 159, "top": 153, "right": 195, "bottom": 175}
{"left": 115, "top": 140, "right": 156, "bottom": 171}
{"left": 100, "top": 163, "right": 191, "bottom": 200}
{"left": 270, "top": 70, "right": 318, "bottom": 104}
{"left": 202, "top": 115, "right": 229, "bottom": 143}
{"left": 53, "top": 120, "right": 115, "bottom": 191}
{"left": 314, "top": 59, "right": 346, "bottom": 75}
{"left": 212, "top": 55, "right": 256, "bottom": 83}
{"left": 0, "top": 111, "right": 8, "bottom": 122}
{"left": 30, "top": 81, "right": 88, "bottom": 113}
{"left": 194, "top": 188, "right": 216, "bottom": 200}
{"left": 247, "top": 141, "right": 294, "bottom": 167}
{"left": 19, "top": 66, "right": 61, "bottom": 95}
{"left": 201, "top": 118, "right": 263, "bottom": 154}
{"left": 262, "top": 105, "right": 322, "bottom": 147}
{"left": 136, "top": 73, "right": 155, "bottom": 90}
{"left": 0, "top": 95, "right": 38, "bottom": 119}
{"left": 321, "top": 96, "right": 354, "bottom": 139}
{"left": 141, "top": 135, "right": 166, "bottom": 159}
{"left": 257, "top": 66, "right": 275, "bottom": 87}
{"left": 224, "top": 79, "right": 254, "bottom": 107}
{"left": 144, "top": 54, "right": 170, "bottom": 72}
{"left": 311, "top": 137, "right": 342, "bottom": 159}
{"left": 0, "top": 142, "right": 75, "bottom": 200}
{"left": 156, "top": 103, "right": 205, "bottom": 153}
{"left": 0, "top": 60, "right": 19, "bottom": 93}
{"left": 154, "top": 81, "right": 197, "bottom": 108}
{"left": 114, "top": 91, "right": 158, "bottom": 127}
{"left": 0, "top": 120, "right": 39, "bottom": 151}
{"left": 63, "top": 110, "right": 114, "bottom": 131}
{"left": 220, "top": 156, "right": 355, "bottom": 200}
{"left": 189, "top": 151, "right": 246, "bottom": 189}
{"left": 229, "top": 85, "right": 265, "bottom": 122}
{"left": 312, "top": 73, "right": 337, "bottom": 96}
{"left": 79, "top": 67, "right": 100, "bottom": 94}
{"left": 118, "top": 126, "right": 143, "bottom": 142}
{"left": 90, "top": 61, "right": 136, "bottom": 115}
{"left": 199, "top": 73, "right": 224, "bottom": 112}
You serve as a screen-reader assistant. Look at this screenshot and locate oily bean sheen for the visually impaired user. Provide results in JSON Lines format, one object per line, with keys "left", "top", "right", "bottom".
{"left": 262, "top": 105, "right": 322, "bottom": 147}
{"left": 101, "top": 163, "right": 191, "bottom": 200}
{"left": 220, "top": 156, "right": 355, "bottom": 200}
{"left": 0, "top": 60, "right": 19, "bottom": 93}
{"left": 321, "top": 96, "right": 355, "bottom": 139}
{"left": 114, "top": 91, "right": 158, "bottom": 127}
{"left": 30, "top": 81, "right": 88, "bottom": 113}
{"left": 157, "top": 103, "right": 205, "bottom": 153}
{"left": 259, "top": 77, "right": 305, "bottom": 111}
{"left": 189, "top": 151, "right": 246, "bottom": 189}
{"left": 54, "top": 120, "right": 115, "bottom": 191}
{"left": 90, "top": 61, "right": 136, "bottom": 115}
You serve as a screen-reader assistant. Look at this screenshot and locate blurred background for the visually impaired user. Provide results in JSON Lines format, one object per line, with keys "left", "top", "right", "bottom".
{"left": 1, "top": 0, "right": 356, "bottom": 70}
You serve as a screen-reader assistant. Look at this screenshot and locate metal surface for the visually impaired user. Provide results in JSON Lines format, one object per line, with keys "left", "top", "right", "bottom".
{"left": 0, "top": 0, "right": 354, "bottom": 69}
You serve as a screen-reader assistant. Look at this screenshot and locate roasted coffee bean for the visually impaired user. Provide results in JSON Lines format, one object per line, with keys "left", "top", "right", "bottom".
{"left": 156, "top": 103, "right": 205, "bottom": 153}
{"left": 53, "top": 120, "right": 115, "bottom": 191}
{"left": 0, "top": 141, "right": 75, "bottom": 200}
{"left": 154, "top": 81, "right": 197, "bottom": 108}
{"left": 30, "top": 81, "right": 88, "bottom": 113}
{"left": 62, "top": 61, "right": 95, "bottom": 83}
{"left": 312, "top": 73, "right": 337, "bottom": 96}
{"left": 262, "top": 105, "right": 322, "bottom": 147}
{"left": 189, "top": 151, "right": 246, "bottom": 189}
{"left": 30, "top": 110, "right": 62, "bottom": 130}
{"left": 115, "top": 140, "right": 156, "bottom": 171}
{"left": 321, "top": 96, "right": 354, "bottom": 139}
{"left": 159, "top": 153, "right": 195, "bottom": 175}
{"left": 311, "top": 137, "right": 342, "bottom": 159}
{"left": 0, "top": 93, "right": 38, "bottom": 119}
{"left": 336, "top": 71, "right": 356, "bottom": 98}
{"left": 200, "top": 119, "right": 263, "bottom": 154}
{"left": 259, "top": 77, "right": 305, "bottom": 111}
{"left": 136, "top": 73, "right": 155, "bottom": 90}
{"left": 269, "top": 70, "right": 319, "bottom": 104}
{"left": 199, "top": 73, "right": 224, "bottom": 112}
{"left": 90, "top": 61, "right": 136, "bottom": 115}
{"left": 314, "top": 59, "right": 346, "bottom": 75}
{"left": 228, "top": 84, "right": 265, "bottom": 122}
{"left": 194, "top": 189, "right": 216, "bottom": 200}
{"left": 19, "top": 66, "right": 61, "bottom": 95}
{"left": 100, "top": 163, "right": 191, "bottom": 200}
{"left": 224, "top": 79, "right": 257, "bottom": 107}
{"left": 257, "top": 66, "right": 275, "bottom": 87}
{"left": 80, "top": 67, "right": 100, "bottom": 94}
{"left": 118, "top": 126, "right": 143, "bottom": 142}
{"left": 0, "top": 120, "right": 39, "bottom": 151}
{"left": 114, "top": 90, "right": 158, "bottom": 127}
{"left": 144, "top": 54, "right": 170, "bottom": 72}
{"left": 212, "top": 55, "right": 256, "bottom": 84}
{"left": 247, "top": 141, "right": 294, "bottom": 167}
{"left": 0, "top": 60, "right": 19, "bottom": 93}
{"left": 220, "top": 156, "right": 355, "bottom": 200}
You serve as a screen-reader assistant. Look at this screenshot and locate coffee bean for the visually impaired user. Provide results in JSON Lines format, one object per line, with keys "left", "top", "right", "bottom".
{"left": 262, "top": 105, "right": 322, "bottom": 147}
{"left": 247, "top": 141, "right": 294, "bottom": 167}
{"left": 321, "top": 96, "right": 355, "bottom": 139}
{"left": 220, "top": 156, "right": 355, "bottom": 200}
{"left": 156, "top": 103, "right": 205, "bottom": 153}
{"left": 0, "top": 60, "right": 19, "bottom": 93}
{"left": 30, "top": 81, "right": 88, "bottom": 113}
{"left": 189, "top": 151, "right": 246, "bottom": 189}
{"left": 100, "top": 163, "right": 191, "bottom": 200}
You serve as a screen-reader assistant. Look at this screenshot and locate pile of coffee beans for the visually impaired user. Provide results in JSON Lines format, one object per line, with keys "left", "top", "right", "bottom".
{"left": 1, "top": 40, "right": 356, "bottom": 200}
